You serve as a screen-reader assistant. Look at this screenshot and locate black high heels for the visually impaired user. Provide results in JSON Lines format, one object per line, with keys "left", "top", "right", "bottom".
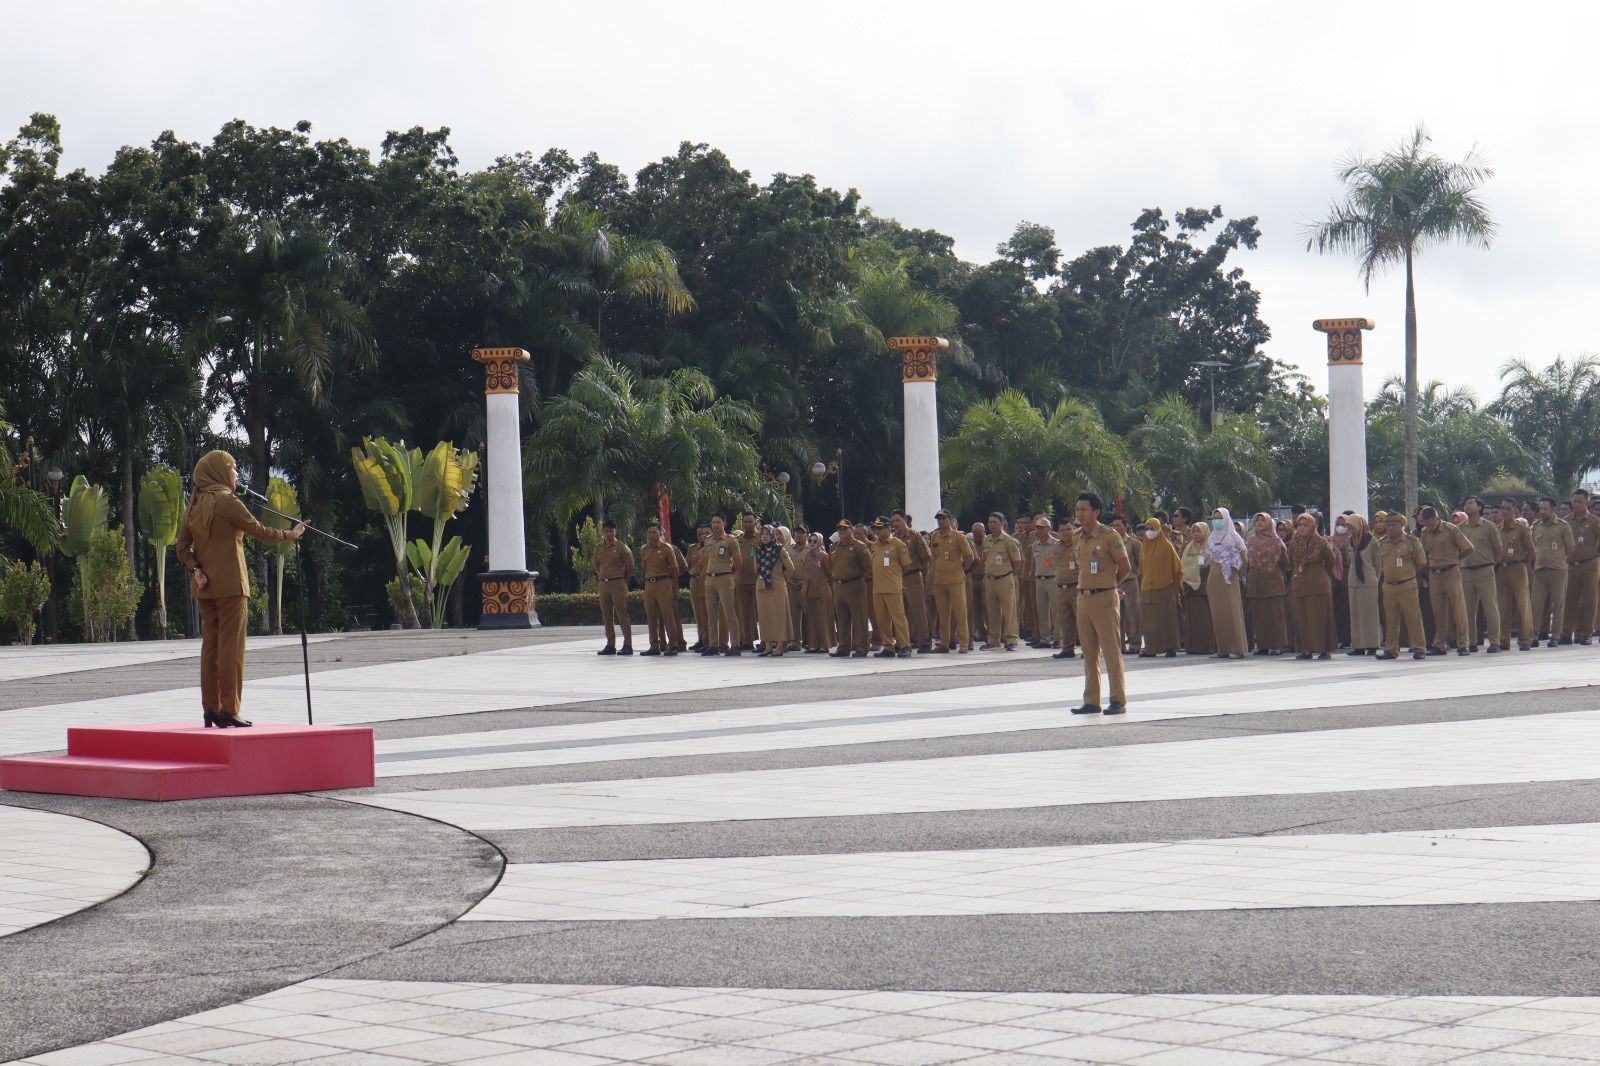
{"left": 202, "top": 709, "right": 225, "bottom": 728}
{"left": 216, "top": 712, "right": 253, "bottom": 728}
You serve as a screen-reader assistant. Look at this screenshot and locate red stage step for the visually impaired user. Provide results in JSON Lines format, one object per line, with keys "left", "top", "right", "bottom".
{"left": 0, "top": 722, "right": 375, "bottom": 801}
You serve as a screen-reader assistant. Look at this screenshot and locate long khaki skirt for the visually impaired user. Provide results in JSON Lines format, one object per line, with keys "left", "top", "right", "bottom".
{"left": 1206, "top": 566, "right": 1248, "bottom": 656}
{"left": 1137, "top": 586, "right": 1180, "bottom": 654}
{"left": 1185, "top": 587, "right": 1215, "bottom": 654}
{"left": 1250, "top": 595, "right": 1288, "bottom": 651}
{"left": 1292, "top": 592, "right": 1335, "bottom": 654}
{"left": 755, "top": 584, "right": 791, "bottom": 646}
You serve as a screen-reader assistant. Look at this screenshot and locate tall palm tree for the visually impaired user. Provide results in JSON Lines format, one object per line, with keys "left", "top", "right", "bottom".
{"left": 1491, "top": 357, "right": 1600, "bottom": 496}
{"left": 942, "top": 390, "right": 1148, "bottom": 515}
{"left": 1368, "top": 377, "right": 1531, "bottom": 509}
{"left": 1130, "top": 394, "right": 1274, "bottom": 515}
{"left": 0, "top": 411, "right": 62, "bottom": 557}
{"left": 1305, "top": 123, "right": 1495, "bottom": 516}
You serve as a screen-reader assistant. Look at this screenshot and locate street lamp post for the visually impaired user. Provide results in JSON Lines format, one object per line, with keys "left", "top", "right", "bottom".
{"left": 810, "top": 450, "right": 843, "bottom": 523}
{"left": 44, "top": 465, "right": 64, "bottom": 643}
{"left": 1194, "top": 359, "right": 1264, "bottom": 427}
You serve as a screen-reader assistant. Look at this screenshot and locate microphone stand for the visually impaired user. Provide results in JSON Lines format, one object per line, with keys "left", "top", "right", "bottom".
{"left": 241, "top": 488, "right": 357, "bottom": 726}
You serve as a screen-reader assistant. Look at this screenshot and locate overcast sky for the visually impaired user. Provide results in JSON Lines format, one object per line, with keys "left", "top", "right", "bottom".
{"left": 6, "top": 1, "right": 1594, "bottom": 401}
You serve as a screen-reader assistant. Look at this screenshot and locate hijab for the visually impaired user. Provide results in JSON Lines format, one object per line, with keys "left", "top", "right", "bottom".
{"left": 1139, "top": 518, "right": 1185, "bottom": 592}
{"left": 1344, "top": 514, "right": 1371, "bottom": 583}
{"left": 1180, "top": 523, "right": 1208, "bottom": 590}
{"left": 1246, "top": 512, "right": 1286, "bottom": 572}
{"left": 1208, "top": 508, "right": 1247, "bottom": 584}
{"left": 1330, "top": 514, "right": 1351, "bottom": 581}
{"left": 1288, "top": 512, "right": 1327, "bottom": 572}
{"left": 755, "top": 525, "right": 784, "bottom": 588}
{"left": 188, "top": 450, "right": 237, "bottom": 538}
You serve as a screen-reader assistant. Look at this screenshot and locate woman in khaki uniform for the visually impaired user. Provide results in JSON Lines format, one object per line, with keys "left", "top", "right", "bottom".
{"left": 1206, "top": 508, "right": 1248, "bottom": 659}
{"left": 1245, "top": 513, "right": 1290, "bottom": 655}
{"left": 1288, "top": 513, "right": 1337, "bottom": 658}
{"left": 1136, "top": 519, "right": 1184, "bottom": 657}
{"left": 1180, "top": 523, "right": 1215, "bottom": 654}
{"left": 175, "top": 451, "right": 305, "bottom": 727}
{"left": 752, "top": 525, "right": 795, "bottom": 656}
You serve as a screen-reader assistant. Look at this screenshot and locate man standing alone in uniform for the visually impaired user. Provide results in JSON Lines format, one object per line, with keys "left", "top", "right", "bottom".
{"left": 1457, "top": 496, "right": 1504, "bottom": 652}
{"left": 1532, "top": 497, "right": 1574, "bottom": 647}
{"left": 1071, "top": 492, "right": 1130, "bottom": 715}
{"left": 1419, "top": 506, "right": 1473, "bottom": 655}
{"left": 593, "top": 519, "right": 635, "bottom": 655}
{"left": 929, "top": 508, "right": 975, "bottom": 653}
{"left": 638, "top": 522, "right": 681, "bottom": 656}
{"left": 983, "top": 513, "right": 1022, "bottom": 650}
{"left": 1562, "top": 489, "right": 1600, "bottom": 645}
{"left": 829, "top": 521, "right": 872, "bottom": 657}
{"left": 700, "top": 513, "right": 743, "bottom": 655}
{"left": 892, "top": 511, "right": 933, "bottom": 652}
{"left": 868, "top": 517, "right": 913, "bottom": 657}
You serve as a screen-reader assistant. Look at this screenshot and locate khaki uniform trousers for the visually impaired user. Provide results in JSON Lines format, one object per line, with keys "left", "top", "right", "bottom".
{"left": 1461, "top": 564, "right": 1500, "bottom": 647}
{"left": 704, "top": 573, "right": 740, "bottom": 648}
{"left": 690, "top": 575, "right": 708, "bottom": 646}
{"left": 932, "top": 579, "right": 969, "bottom": 651}
{"left": 803, "top": 588, "right": 833, "bottom": 649}
{"left": 969, "top": 574, "right": 986, "bottom": 641}
{"left": 642, "top": 578, "right": 678, "bottom": 651}
{"left": 1562, "top": 558, "right": 1600, "bottom": 638}
{"left": 1033, "top": 576, "right": 1056, "bottom": 643}
{"left": 1119, "top": 577, "right": 1141, "bottom": 650}
{"left": 1077, "top": 588, "right": 1126, "bottom": 707}
{"left": 1427, "top": 567, "right": 1468, "bottom": 650}
{"left": 1382, "top": 579, "right": 1426, "bottom": 656}
{"left": 873, "top": 590, "right": 911, "bottom": 651}
{"left": 199, "top": 595, "right": 249, "bottom": 715}
{"left": 903, "top": 571, "right": 931, "bottom": 646}
{"left": 833, "top": 578, "right": 869, "bottom": 653}
{"left": 735, "top": 580, "right": 758, "bottom": 647}
{"left": 598, "top": 577, "right": 632, "bottom": 647}
{"left": 1532, "top": 569, "right": 1567, "bottom": 640}
{"left": 1055, "top": 582, "right": 1078, "bottom": 650}
{"left": 1020, "top": 571, "right": 1037, "bottom": 636}
{"left": 983, "top": 572, "right": 1019, "bottom": 645}
{"left": 1497, "top": 564, "right": 1532, "bottom": 649}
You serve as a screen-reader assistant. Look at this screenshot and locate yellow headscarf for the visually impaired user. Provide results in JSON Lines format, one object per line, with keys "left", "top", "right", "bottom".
{"left": 1139, "top": 518, "right": 1185, "bottom": 591}
{"left": 188, "top": 450, "right": 237, "bottom": 537}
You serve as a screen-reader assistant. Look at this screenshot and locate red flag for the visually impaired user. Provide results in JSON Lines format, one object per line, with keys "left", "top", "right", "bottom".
{"left": 657, "top": 487, "right": 672, "bottom": 540}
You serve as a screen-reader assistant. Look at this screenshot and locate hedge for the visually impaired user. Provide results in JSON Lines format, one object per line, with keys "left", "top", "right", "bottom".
{"left": 536, "top": 589, "right": 694, "bottom": 627}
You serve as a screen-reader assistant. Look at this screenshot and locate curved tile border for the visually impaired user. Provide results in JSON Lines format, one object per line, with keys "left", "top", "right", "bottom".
{"left": 0, "top": 803, "right": 147, "bottom": 938}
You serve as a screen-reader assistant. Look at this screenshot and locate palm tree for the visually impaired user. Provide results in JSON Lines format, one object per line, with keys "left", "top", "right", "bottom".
{"left": 1305, "top": 123, "right": 1495, "bottom": 516}
{"left": 1130, "top": 394, "right": 1274, "bottom": 515}
{"left": 0, "top": 413, "right": 61, "bottom": 557}
{"left": 1491, "top": 357, "right": 1600, "bottom": 495}
{"left": 1367, "top": 377, "right": 1531, "bottom": 509}
{"left": 941, "top": 390, "right": 1148, "bottom": 515}
{"left": 525, "top": 355, "right": 779, "bottom": 544}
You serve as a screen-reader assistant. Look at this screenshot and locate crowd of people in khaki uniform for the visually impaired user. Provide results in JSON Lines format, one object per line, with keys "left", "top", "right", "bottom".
{"left": 585, "top": 487, "right": 1600, "bottom": 717}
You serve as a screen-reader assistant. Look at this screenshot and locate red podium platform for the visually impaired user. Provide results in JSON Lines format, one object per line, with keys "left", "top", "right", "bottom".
{"left": 0, "top": 722, "right": 375, "bottom": 801}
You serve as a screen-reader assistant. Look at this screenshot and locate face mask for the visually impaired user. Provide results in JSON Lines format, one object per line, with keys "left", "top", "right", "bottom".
{"left": 1335, "top": 523, "right": 1348, "bottom": 534}
{"left": 1210, "top": 518, "right": 1225, "bottom": 531}
{"left": 1144, "top": 529, "right": 1157, "bottom": 540}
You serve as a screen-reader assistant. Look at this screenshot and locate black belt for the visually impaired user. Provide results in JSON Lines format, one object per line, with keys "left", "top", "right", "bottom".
{"left": 1079, "top": 586, "right": 1115, "bottom": 595}
{"left": 835, "top": 575, "right": 861, "bottom": 584}
{"left": 1384, "top": 578, "right": 1416, "bottom": 586}
{"left": 1429, "top": 566, "right": 1456, "bottom": 573}
{"left": 987, "top": 572, "right": 1014, "bottom": 580}
{"left": 645, "top": 576, "right": 672, "bottom": 583}
{"left": 1463, "top": 563, "right": 1493, "bottom": 571}
{"left": 1575, "top": 557, "right": 1599, "bottom": 566}
{"left": 600, "top": 576, "right": 626, "bottom": 582}
{"left": 1057, "top": 583, "right": 1077, "bottom": 590}
{"left": 706, "top": 571, "right": 732, "bottom": 578}
{"left": 1037, "top": 574, "right": 1055, "bottom": 580}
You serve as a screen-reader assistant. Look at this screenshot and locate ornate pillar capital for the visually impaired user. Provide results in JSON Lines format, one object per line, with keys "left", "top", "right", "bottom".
{"left": 1311, "top": 319, "right": 1375, "bottom": 366}
{"left": 471, "top": 347, "right": 531, "bottom": 394}
{"left": 887, "top": 336, "right": 949, "bottom": 383}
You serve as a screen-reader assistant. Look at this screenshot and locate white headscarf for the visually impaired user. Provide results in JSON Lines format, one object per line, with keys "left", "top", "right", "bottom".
{"left": 1208, "top": 507, "right": 1247, "bottom": 584}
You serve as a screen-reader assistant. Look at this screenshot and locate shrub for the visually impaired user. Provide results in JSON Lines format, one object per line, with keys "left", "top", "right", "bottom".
{"left": 386, "top": 574, "right": 425, "bottom": 627}
{"left": 0, "top": 560, "right": 52, "bottom": 645}
{"left": 536, "top": 588, "right": 693, "bottom": 627}
{"left": 74, "top": 526, "right": 141, "bottom": 642}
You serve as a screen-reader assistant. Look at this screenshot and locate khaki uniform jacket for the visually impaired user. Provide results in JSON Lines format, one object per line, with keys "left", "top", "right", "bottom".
{"left": 686, "top": 542, "right": 705, "bottom": 578}
{"left": 1420, "top": 522, "right": 1472, "bottom": 571}
{"left": 1073, "top": 523, "right": 1127, "bottom": 591}
{"left": 1533, "top": 518, "right": 1576, "bottom": 572}
{"left": 1568, "top": 511, "right": 1600, "bottom": 563}
{"left": 828, "top": 539, "right": 872, "bottom": 582}
{"left": 1501, "top": 523, "right": 1536, "bottom": 571}
{"left": 1122, "top": 536, "right": 1142, "bottom": 580}
{"left": 928, "top": 529, "right": 975, "bottom": 585}
{"left": 639, "top": 542, "right": 679, "bottom": 580}
{"left": 176, "top": 494, "right": 295, "bottom": 599}
{"left": 593, "top": 540, "right": 634, "bottom": 582}
{"left": 1030, "top": 534, "right": 1058, "bottom": 584}
{"left": 901, "top": 530, "right": 931, "bottom": 576}
{"left": 867, "top": 536, "right": 912, "bottom": 595}
{"left": 1049, "top": 534, "right": 1078, "bottom": 586}
{"left": 735, "top": 528, "right": 761, "bottom": 585}
{"left": 1378, "top": 533, "right": 1427, "bottom": 582}
{"left": 1459, "top": 518, "right": 1503, "bottom": 567}
{"left": 984, "top": 532, "right": 1022, "bottom": 578}
{"left": 793, "top": 545, "right": 829, "bottom": 592}
{"left": 701, "top": 532, "right": 740, "bottom": 575}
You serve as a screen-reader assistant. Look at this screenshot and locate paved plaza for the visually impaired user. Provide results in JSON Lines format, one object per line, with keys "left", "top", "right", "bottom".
{"left": 5, "top": 630, "right": 1600, "bottom": 1065}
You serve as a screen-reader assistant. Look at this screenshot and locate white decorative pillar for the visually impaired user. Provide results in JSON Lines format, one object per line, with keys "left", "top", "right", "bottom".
{"left": 1313, "top": 318, "right": 1374, "bottom": 519}
{"left": 472, "top": 347, "right": 539, "bottom": 628}
{"left": 888, "top": 336, "right": 948, "bottom": 527}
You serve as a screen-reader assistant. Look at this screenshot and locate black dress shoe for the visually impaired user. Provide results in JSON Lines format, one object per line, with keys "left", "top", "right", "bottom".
{"left": 1412, "top": 651, "right": 1428, "bottom": 660}
{"left": 874, "top": 649, "right": 896, "bottom": 658}
{"left": 1487, "top": 644, "right": 1503, "bottom": 653}
{"left": 1347, "top": 649, "right": 1367, "bottom": 656}
{"left": 829, "top": 650, "right": 850, "bottom": 657}
{"left": 724, "top": 648, "right": 742, "bottom": 657}
{"left": 1560, "top": 635, "right": 1574, "bottom": 646}
{"left": 1317, "top": 652, "right": 1331, "bottom": 660}
{"left": 895, "top": 648, "right": 912, "bottom": 658}
{"left": 1295, "top": 653, "right": 1312, "bottom": 660}
{"left": 202, "top": 709, "right": 224, "bottom": 728}
{"left": 597, "top": 645, "right": 616, "bottom": 655}
{"left": 640, "top": 648, "right": 661, "bottom": 656}
{"left": 1520, "top": 643, "right": 1534, "bottom": 651}
{"left": 699, "top": 647, "right": 720, "bottom": 656}
{"left": 852, "top": 650, "right": 869, "bottom": 658}
{"left": 689, "top": 642, "right": 704, "bottom": 652}
{"left": 1164, "top": 651, "right": 1177, "bottom": 658}
{"left": 1548, "top": 639, "right": 1562, "bottom": 648}
{"left": 1456, "top": 647, "right": 1470, "bottom": 655}
{"left": 1104, "top": 702, "right": 1126, "bottom": 715}
{"left": 1376, "top": 650, "right": 1398, "bottom": 660}
{"left": 1427, "top": 647, "right": 1446, "bottom": 656}
{"left": 1070, "top": 705, "right": 1102, "bottom": 715}
{"left": 618, "top": 645, "right": 634, "bottom": 656}
{"left": 664, "top": 648, "right": 679, "bottom": 656}
{"left": 218, "top": 712, "right": 252, "bottom": 728}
